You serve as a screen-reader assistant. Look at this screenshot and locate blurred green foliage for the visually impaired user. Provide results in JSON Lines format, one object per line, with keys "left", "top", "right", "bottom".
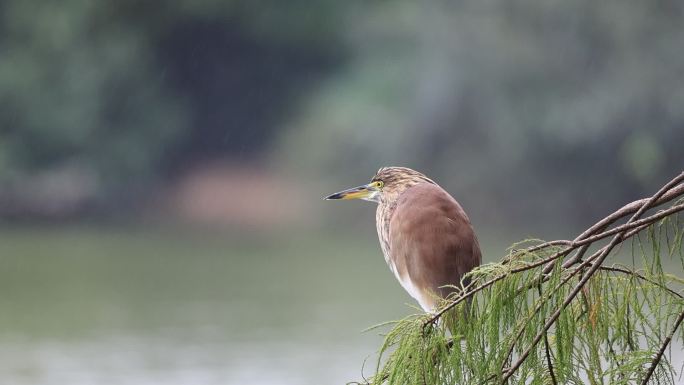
{"left": 0, "top": 0, "right": 682, "bottom": 226}
{"left": 0, "top": 1, "right": 184, "bottom": 187}
{"left": 0, "top": 0, "right": 345, "bottom": 211}
{"left": 279, "top": 1, "right": 684, "bottom": 227}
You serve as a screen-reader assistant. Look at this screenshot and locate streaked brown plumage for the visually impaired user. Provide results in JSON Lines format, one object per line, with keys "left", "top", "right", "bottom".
{"left": 326, "top": 167, "right": 481, "bottom": 312}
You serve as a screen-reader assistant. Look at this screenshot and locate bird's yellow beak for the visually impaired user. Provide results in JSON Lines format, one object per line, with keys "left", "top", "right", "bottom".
{"left": 325, "top": 183, "right": 378, "bottom": 201}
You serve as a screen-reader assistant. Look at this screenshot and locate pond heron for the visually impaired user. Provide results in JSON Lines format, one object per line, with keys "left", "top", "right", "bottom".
{"left": 326, "top": 167, "right": 481, "bottom": 312}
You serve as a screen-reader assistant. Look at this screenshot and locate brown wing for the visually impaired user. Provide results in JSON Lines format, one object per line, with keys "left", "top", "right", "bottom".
{"left": 388, "top": 183, "right": 481, "bottom": 311}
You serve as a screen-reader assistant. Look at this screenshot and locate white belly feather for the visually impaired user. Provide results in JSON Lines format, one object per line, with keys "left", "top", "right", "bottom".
{"left": 386, "top": 256, "right": 432, "bottom": 311}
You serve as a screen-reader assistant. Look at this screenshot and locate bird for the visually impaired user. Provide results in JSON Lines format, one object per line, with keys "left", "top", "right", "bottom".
{"left": 325, "top": 167, "right": 481, "bottom": 312}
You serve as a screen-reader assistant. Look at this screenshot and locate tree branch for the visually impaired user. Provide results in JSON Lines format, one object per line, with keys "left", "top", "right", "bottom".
{"left": 640, "top": 309, "right": 684, "bottom": 385}
{"left": 501, "top": 172, "right": 684, "bottom": 383}
{"left": 598, "top": 265, "right": 683, "bottom": 300}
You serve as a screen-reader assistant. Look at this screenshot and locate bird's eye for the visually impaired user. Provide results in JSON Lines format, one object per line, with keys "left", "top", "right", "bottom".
{"left": 374, "top": 181, "right": 384, "bottom": 189}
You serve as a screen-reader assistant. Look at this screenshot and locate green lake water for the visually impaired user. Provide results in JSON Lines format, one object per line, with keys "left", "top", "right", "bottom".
{"left": 0, "top": 226, "right": 419, "bottom": 385}
{"left": 1, "top": 226, "right": 680, "bottom": 384}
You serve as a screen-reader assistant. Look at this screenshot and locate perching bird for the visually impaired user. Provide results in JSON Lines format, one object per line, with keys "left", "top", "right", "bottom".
{"left": 326, "top": 167, "right": 481, "bottom": 312}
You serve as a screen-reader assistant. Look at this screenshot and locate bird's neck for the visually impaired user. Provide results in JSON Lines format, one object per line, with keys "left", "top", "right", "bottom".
{"left": 375, "top": 200, "right": 398, "bottom": 266}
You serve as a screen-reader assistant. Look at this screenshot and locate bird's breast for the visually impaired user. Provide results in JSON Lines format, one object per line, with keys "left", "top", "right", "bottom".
{"left": 377, "top": 201, "right": 427, "bottom": 305}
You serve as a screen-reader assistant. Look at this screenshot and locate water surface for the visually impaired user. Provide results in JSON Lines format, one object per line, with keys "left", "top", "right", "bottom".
{"left": 0, "top": 226, "right": 409, "bottom": 385}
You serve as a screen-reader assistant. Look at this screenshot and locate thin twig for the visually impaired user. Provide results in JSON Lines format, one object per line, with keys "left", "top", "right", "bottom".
{"left": 476, "top": 374, "right": 497, "bottom": 385}
{"left": 514, "top": 240, "right": 573, "bottom": 255}
{"left": 543, "top": 330, "right": 558, "bottom": 385}
{"left": 598, "top": 265, "right": 683, "bottom": 299}
{"left": 538, "top": 284, "right": 558, "bottom": 385}
{"left": 640, "top": 309, "right": 684, "bottom": 385}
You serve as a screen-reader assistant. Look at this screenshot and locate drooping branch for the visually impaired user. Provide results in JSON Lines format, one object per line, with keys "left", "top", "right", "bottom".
{"left": 597, "top": 265, "right": 683, "bottom": 300}
{"left": 501, "top": 172, "right": 684, "bottom": 383}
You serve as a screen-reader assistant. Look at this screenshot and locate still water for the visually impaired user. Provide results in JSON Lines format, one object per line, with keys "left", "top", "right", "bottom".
{"left": 0, "top": 226, "right": 410, "bottom": 385}
{"left": 1, "top": 227, "right": 681, "bottom": 384}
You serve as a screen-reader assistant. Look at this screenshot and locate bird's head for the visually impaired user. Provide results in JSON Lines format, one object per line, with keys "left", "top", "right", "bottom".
{"left": 325, "top": 167, "right": 436, "bottom": 205}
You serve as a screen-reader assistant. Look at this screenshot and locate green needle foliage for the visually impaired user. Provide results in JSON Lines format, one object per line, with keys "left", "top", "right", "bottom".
{"left": 352, "top": 172, "right": 684, "bottom": 385}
